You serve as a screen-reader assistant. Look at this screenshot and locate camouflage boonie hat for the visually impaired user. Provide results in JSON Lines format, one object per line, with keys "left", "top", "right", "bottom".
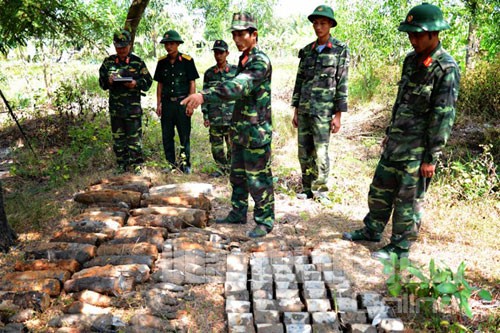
{"left": 212, "top": 40, "right": 229, "bottom": 51}
{"left": 160, "top": 30, "right": 184, "bottom": 44}
{"left": 113, "top": 29, "right": 131, "bottom": 47}
{"left": 230, "top": 12, "right": 257, "bottom": 31}
{"left": 308, "top": 5, "right": 337, "bottom": 27}
{"left": 398, "top": 2, "right": 450, "bottom": 32}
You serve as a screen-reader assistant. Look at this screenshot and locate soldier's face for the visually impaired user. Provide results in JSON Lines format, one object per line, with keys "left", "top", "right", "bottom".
{"left": 115, "top": 45, "right": 131, "bottom": 60}
{"left": 164, "top": 42, "right": 179, "bottom": 55}
{"left": 213, "top": 50, "right": 228, "bottom": 66}
{"left": 313, "top": 18, "right": 333, "bottom": 40}
{"left": 232, "top": 30, "right": 257, "bottom": 53}
{"left": 407, "top": 31, "right": 439, "bottom": 55}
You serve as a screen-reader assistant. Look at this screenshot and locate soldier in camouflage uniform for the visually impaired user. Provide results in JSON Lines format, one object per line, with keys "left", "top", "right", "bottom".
{"left": 343, "top": 3, "right": 460, "bottom": 260}
{"left": 99, "top": 29, "right": 153, "bottom": 174}
{"left": 182, "top": 12, "right": 274, "bottom": 238}
{"left": 292, "top": 5, "right": 349, "bottom": 199}
{"left": 154, "top": 30, "right": 199, "bottom": 174}
{"left": 202, "top": 40, "right": 238, "bottom": 177}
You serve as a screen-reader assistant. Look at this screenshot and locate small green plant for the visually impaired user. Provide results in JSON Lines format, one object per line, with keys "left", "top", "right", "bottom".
{"left": 381, "top": 253, "right": 492, "bottom": 326}
{"left": 443, "top": 144, "right": 499, "bottom": 200}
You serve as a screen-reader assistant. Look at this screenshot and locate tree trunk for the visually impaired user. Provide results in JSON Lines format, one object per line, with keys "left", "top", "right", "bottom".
{"left": 0, "top": 181, "right": 17, "bottom": 253}
{"left": 124, "top": 0, "right": 151, "bottom": 49}
{"left": 466, "top": 21, "right": 479, "bottom": 70}
{"left": 465, "top": 0, "right": 479, "bottom": 71}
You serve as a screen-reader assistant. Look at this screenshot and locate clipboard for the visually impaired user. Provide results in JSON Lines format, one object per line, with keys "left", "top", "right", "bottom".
{"left": 113, "top": 76, "right": 133, "bottom": 82}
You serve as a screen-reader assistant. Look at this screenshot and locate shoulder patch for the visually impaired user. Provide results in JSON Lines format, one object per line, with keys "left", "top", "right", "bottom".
{"left": 182, "top": 54, "right": 192, "bottom": 61}
{"left": 435, "top": 52, "right": 458, "bottom": 72}
{"left": 158, "top": 55, "right": 168, "bottom": 61}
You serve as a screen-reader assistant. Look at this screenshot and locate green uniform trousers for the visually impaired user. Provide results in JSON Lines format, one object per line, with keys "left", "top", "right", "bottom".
{"left": 297, "top": 114, "right": 331, "bottom": 192}
{"left": 209, "top": 125, "right": 231, "bottom": 173}
{"left": 110, "top": 113, "right": 143, "bottom": 168}
{"left": 230, "top": 142, "right": 274, "bottom": 230}
{"left": 363, "top": 158, "right": 430, "bottom": 250}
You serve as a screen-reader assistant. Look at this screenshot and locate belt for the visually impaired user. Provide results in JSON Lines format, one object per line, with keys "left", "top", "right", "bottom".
{"left": 167, "top": 95, "right": 186, "bottom": 102}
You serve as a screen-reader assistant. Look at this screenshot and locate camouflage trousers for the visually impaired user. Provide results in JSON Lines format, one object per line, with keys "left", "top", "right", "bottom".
{"left": 229, "top": 143, "right": 274, "bottom": 229}
{"left": 297, "top": 114, "right": 331, "bottom": 192}
{"left": 363, "top": 158, "right": 430, "bottom": 250}
{"left": 161, "top": 100, "right": 191, "bottom": 168}
{"left": 110, "top": 113, "right": 144, "bottom": 168}
{"left": 209, "top": 125, "right": 231, "bottom": 173}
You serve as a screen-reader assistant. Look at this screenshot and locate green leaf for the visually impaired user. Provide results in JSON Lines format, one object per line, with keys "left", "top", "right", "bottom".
{"left": 390, "top": 251, "right": 398, "bottom": 267}
{"left": 433, "top": 271, "right": 450, "bottom": 284}
{"left": 382, "top": 264, "right": 394, "bottom": 275}
{"left": 437, "top": 283, "right": 458, "bottom": 294}
{"left": 407, "top": 266, "right": 427, "bottom": 281}
{"left": 459, "top": 293, "right": 473, "bottom": 318}
{"left": 441, "top": 295, "right": 452, "bottom": 305}
{"left": 388, "top": 282, "right": 402, "bottom": 297}
{"left": 399, "top": 257, "right": 410, "bottom": 271}
{"left": 455, "top": 262, "right": 466, "bottom": 281}
{"left": 478, "top": 289, "right": 492, "bottom": 301}
{"left": 429, "top": 259, "right": 436, "bottom": 276}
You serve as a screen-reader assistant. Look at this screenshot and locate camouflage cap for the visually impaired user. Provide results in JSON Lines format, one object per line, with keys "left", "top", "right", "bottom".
{"left": 160, "top": 30, "right": 184, "bottom": 44}
{"left": 212, "top": 40, "right": 229, "bottom": 51}
{"left": 230, "top": 12, "right": 257, "bottom": 31}
{"left": 398, "top": 3, "right": 450, "bottom": 32}
{"left": 308, "top": 5, "right": 337, "bottom": 27}
{"left": 113, "top": 29, "right": 131, "bottom": 48}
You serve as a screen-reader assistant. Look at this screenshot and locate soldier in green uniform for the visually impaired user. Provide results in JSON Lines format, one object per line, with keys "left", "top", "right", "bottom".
{"left": 154, "top": 30, "right": 199, "bottom": 174}
{"left": 202, "top": 40, "right": 238, "bottom": 177}
{"left": 292, "top": 5, "right": 349, "bottom": 199}
{"left": 99, "top": 29, "right": 153, "bottom": 174}
{"left": 343, "top": 3, "right": 460, "bottom": 259}
{"left": 182, "top": 12, "right": 274, "bottom": 238}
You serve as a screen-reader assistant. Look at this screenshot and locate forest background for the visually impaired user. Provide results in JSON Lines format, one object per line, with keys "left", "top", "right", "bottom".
{"left": 0, "top": 0, "right": 498, "bottom": 331}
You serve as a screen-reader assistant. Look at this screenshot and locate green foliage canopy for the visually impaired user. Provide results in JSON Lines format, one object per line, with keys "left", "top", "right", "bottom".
{"left": 0, "top": 0, "right": 123, "bottom": 54}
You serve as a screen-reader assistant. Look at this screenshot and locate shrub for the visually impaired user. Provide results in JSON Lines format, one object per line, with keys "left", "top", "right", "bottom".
{"left": 439, "top": 144, "right": 499, "bottom": 201}
{"left": 457, "top": 57, "right": 500, "bottom": 120}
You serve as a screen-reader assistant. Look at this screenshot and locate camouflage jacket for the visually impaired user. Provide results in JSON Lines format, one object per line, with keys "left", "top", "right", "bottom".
{"left": 201, "top": 46, "right": 272, "bottom": 148}
{"left": 201, "top": 63, "right": 238, "bottom": 125}
{"left": 292, "top": 35, "right": 349, "bottom": 117}
{"left": 99, "top": 53, "right": 152, "bottom": 116}
{"left": 383, "top": 43, "right": 460, "bottom": 164}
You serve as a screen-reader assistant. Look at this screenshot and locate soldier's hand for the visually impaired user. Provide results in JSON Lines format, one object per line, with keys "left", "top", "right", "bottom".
{"left": 292, "top": 108, "right": 298, "bottom": 128}
{"left": 381, "top": 136, "right": 388, "bottom": 147}
{"left": 156, "top": 104, "right": 162, "bottom": 117}
{"left": 181, "top": 93, "right": 204, "bottom": 116}
{"left": 420, "top": 163, "right": 436, "bottom": 178}
{"left": 123, "top": 80, "right": 137, "bottom": 89}
{"left": 108, "top": 74, "right": 115, "bottom": 85}
{"left": 204, "top": 120, "right": 210, "bottom": 128}
{"left": 331, "top": 115, "right": 341, "bottom": 133}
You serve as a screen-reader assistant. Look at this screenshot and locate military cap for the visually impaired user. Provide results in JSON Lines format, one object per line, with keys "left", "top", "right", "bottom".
{"left": 308, "top": 5, "right": 337, "bottom": 27}
{"left": 212, "top": 40, "right": 229, "bottom": 51}
{"left": 113, "top": 29, "right": 131, "bottom": 48}
{"left": 160, "top": 30, "right": 184, "bottom": 44}
{"left": 398, "top": 2, "right": 450, "bottom": 32}
{"left": 230, "top": 12, "right": 257, "bottom": 31}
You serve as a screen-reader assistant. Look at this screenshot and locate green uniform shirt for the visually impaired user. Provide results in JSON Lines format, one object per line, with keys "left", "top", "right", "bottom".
{"left": 98, "top": 53, "right": 152, "bottom": 116}
{"left": 153, "top": 53, "right": 199, "bottom": 97}
{"left": 383, "top": 43, "right": 460, "bottom": 164}
{"left": 201, "top": 46, "right": 273, "bottom": 148}
{"left": 292, "top": 35, "right": 349, "bottom": 116}
{"left": 201, "top": 63, "right": 238, "bottom": 125}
